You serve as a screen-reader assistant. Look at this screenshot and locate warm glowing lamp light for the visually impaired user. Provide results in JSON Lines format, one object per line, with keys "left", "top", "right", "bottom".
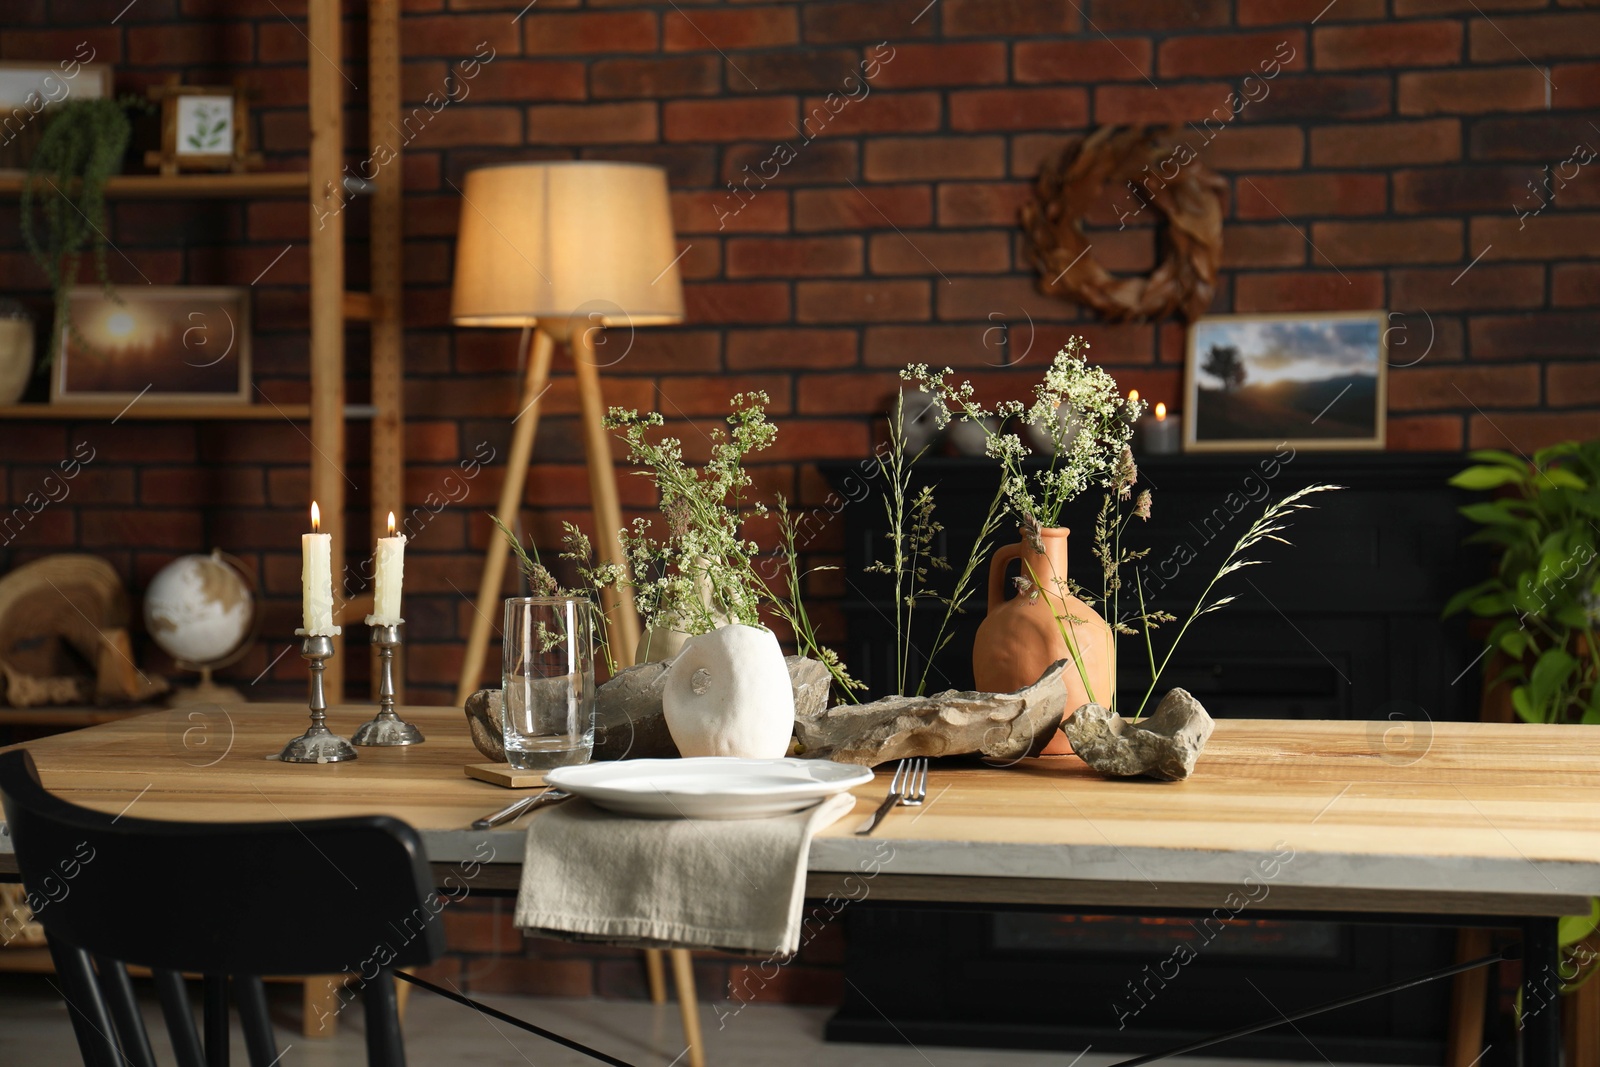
{"left": 1128, "top": 389, "right": 1140, "bottom": 404}
{"left": 106, "top": 311, "right": 136, "bottom": 338}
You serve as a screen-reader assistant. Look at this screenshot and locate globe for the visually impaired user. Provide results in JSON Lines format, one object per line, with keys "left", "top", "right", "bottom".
{"left": 144, "top": 552, "right": 255, "bottom": 669}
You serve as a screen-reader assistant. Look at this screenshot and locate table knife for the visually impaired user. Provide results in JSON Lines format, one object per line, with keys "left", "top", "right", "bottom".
{"left": 854, "top": 790, "right": 901, "bottom": 836}
{"left": 471, "top": 788, "right": 571, "bottom": 830}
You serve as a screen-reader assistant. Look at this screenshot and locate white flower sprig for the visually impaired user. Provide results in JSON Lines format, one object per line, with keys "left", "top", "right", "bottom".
{"left": 606, "top": 394, "right": 775, "bottom": 635}
{"left": 904, "top": 337, "right": 1143, "bottom": 531}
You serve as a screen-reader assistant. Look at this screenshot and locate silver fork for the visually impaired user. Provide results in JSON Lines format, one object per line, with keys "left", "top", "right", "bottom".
{"left": 855, "top": 758, "right": 928, "bottom": 835}
{"left": 900, "top": 757, "right": 929, "bottom": 807}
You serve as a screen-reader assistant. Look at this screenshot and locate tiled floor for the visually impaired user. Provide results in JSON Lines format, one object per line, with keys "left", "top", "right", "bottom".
{"left": 0, "top": 976, "right": 1378, "bottom": 1065}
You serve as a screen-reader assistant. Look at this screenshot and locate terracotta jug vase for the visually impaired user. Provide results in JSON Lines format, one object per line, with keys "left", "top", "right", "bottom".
{"left": 972, "top": 527, "right": 1114, "bottom": 755}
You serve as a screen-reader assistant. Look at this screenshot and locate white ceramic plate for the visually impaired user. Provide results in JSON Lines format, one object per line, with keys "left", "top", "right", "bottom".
{"left": 545, "top": 757, "right": 873, "bottom": 820}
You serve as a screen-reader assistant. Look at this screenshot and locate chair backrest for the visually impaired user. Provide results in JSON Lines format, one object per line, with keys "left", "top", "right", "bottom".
{"left": 0, "top": 748, "right": 445, "bottom": 975}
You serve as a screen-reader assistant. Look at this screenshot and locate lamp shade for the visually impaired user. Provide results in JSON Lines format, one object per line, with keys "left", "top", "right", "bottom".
{"left": 450, "top": 161, "right": 685, "bottom": 330}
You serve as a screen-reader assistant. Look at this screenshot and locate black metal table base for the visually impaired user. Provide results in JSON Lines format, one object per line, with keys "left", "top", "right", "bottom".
{"left": 1522, "top": 917, "right": 1563, "bottom": 1067}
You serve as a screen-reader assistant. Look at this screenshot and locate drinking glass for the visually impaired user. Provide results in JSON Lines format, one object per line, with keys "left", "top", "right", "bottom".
{"left": 501, "top": 596, "right": 595, "bottom": 770}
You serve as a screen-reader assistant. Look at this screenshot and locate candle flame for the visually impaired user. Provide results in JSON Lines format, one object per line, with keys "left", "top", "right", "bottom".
{"left": 1155, "top": 402, "right": 1168, "bottom": 420}
{"left": 1128, "top": 389, "right": 1140, "bottom": 404}
{"left": 311, "top": 501, "right": 321, "bottom": 532}
{"left": 387, "top": 511, "right": 397, "bottom": 537}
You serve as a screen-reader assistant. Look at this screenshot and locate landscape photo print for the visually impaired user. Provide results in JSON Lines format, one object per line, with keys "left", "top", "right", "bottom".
{"left": 53, "top": 286, "right": 251, "bottom": 404}
{"left": 1183, "top": 311, "right": 1387, "bottom": 452}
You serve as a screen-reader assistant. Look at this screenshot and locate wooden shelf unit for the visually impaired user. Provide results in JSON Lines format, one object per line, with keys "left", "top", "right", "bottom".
{"left": 0, "top": 172, "right": 310, "bottom": 199}
{"left": 0, "top": 2, "right": 406, "bottom": 1024}
{"left": 0, "top": 0, "right": 405, "bottom": 702}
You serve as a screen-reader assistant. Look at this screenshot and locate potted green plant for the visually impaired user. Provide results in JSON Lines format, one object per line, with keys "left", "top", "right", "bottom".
{"left": 1445, "top": 441, "right": 1600, "bottom": 724}
{"left": 20, "top": 97, "right": 135, "bottom": 368}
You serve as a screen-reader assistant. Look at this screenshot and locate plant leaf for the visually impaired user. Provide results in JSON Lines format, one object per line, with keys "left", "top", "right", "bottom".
{"left": 1541, "top": 466, "right": 1589, "bottom": 491}
{"left": 1466, "top": 449, "right": 1528, "bottom": 469}
{"left": 1511, "top": 685, "right": 1538, "bottom": 723}
{"left": 1529, "top": 647, "right": 1578, "bottom": 715}
{"left": 1457, "top": 501, "right": 1527, "bottom": 526}
{"left": 1450, "top": 465, "right": 1524, "bottom": 490}
{"left": 1560, "top": 899, "right": 1600, "bottom": 948}
{"left": 1444, "top": 579, "right": 1498, "bottom": 618}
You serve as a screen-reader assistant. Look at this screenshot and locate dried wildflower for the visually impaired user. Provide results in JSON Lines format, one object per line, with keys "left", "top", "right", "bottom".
{"left": 1133, "top": 490, "right": 1152, "bottom": 521}
{"left": 905, "top": 339, "right": 1142, "bottom": 530}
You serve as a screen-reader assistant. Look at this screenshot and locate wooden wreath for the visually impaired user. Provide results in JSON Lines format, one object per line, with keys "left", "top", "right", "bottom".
{"left": 1021, "top": 125, "right": 1226, "bottom": 323}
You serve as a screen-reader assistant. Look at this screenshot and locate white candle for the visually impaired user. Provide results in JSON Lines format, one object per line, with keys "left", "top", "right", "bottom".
{"left": 1140, "top": 402, "right": 1182, "bottom": 455}
{"left": 301, "top": 501, "right": 338, "bottom": 636}
{"left": 370, "top": 511, "right": 406, "bottom": 626}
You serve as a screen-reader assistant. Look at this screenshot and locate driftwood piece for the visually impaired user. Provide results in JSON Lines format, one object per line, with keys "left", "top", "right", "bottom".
{"left": 792, "top": 659, "right": 1072, "bottom": 767}
{"left": 465, "top": 655, "right": 836, "bottom": 763}
{"left": 0, "top": 554, "right": 167, "bottom": 707}
{"left": 1062, "top": 688, "right": 1215, "bottom": 781}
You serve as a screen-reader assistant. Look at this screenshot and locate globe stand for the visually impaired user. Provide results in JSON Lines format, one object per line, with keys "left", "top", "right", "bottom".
{"left": 277, "top": 631, "right": 357, "bottom": 764}
{"left": 352, "top": 621, "right": 424, "bottom": 747}
{"left": 167, "top": 666, "right": 245, "bottom": 707}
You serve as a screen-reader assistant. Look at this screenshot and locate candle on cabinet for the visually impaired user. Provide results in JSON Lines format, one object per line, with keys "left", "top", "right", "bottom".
{"left": 301, "top": 501, "right": 338, "bottom": 635}
{"left": 370, "top": 512, "right": 406, "bottom": 626}
{"left": 1141, "top": 402, "right": 1182, "bottom": 455}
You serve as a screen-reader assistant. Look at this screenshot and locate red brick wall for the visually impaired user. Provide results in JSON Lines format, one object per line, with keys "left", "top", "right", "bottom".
{"left": 6, "top": 1, "right": 1598, "bottom": 708}
{"left": 1, "top": 0, "right": 1598, "bottom": 1002}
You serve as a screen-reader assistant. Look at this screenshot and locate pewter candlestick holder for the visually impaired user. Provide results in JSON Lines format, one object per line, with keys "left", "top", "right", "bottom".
{"left": 278, "top": 632, "right": 358, "bottom": 763}
{"left": 353, "top": 621, "right": 424, "bottom": 746}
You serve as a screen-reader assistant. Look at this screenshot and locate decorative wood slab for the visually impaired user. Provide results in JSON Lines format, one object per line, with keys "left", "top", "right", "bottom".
{"left": 464, "top": 762, "right": 545, "bottom": 789}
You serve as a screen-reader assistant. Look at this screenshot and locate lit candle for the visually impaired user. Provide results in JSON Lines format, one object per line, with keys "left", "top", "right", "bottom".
{"left": 370, "top": 511, "right": 406, "bottom": 626}
{"left": 1140, "top": 402, "right": 1182, "bottom": 455}
{"left": 301, "top": 501, "right": 338, "bottom": 636}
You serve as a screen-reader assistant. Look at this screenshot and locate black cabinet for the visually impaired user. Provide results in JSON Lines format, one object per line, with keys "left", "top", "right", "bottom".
{"left": 817, "top": 451, "right": 1493, "bottom": 1064}
{"left": 820, "top": 451, "right": 1488, "bottom": 725}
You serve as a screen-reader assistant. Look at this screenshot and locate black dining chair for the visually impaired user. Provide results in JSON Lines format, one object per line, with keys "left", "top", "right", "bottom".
{"left": 0, "top": 748, "right": 446, "bottom": 1067}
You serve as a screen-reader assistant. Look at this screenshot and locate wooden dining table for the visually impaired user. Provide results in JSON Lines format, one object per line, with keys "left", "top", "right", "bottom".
{"left": 4, "top": 703, "right": 1599, "bottom": 1065}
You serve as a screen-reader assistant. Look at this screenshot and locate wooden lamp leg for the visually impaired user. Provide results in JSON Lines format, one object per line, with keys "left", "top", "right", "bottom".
{"left": 570, "top": 326, "right": 643, "bottom": 667}
{"left": 644, "top": 948, "right": 668, "bottom": 1003}
{"left": 670, "top": 948, "right": 706, "bottom": 1067}
{"left": 1445, "top": 927, "right": 1492, "bottom": 1067}
{"left": 454, "top": 326, "right": 556, "bottom": 709}
{"left": 570, "top": 328, "right": 695, "bottom": 1048}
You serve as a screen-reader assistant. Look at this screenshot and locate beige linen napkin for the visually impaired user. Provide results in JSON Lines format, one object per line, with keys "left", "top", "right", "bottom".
{"left": 514, "top": 792, "right": 857, "bottom": 957}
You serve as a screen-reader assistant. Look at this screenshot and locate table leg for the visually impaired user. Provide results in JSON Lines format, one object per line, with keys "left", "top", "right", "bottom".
{"left": 1523, "top": 917, "right": 1563, "bottom": 1067}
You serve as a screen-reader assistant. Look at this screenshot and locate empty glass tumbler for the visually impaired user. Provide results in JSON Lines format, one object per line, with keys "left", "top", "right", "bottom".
{"left": 501, "top": 596, "right": 595, "bottom": 770}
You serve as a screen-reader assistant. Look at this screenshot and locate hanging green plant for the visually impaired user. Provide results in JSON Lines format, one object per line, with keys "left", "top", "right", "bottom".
{"left": 20, "top": 96, "right": 134, "bottom": 369}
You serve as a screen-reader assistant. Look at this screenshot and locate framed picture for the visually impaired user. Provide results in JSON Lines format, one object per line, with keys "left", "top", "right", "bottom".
{"left": 0, "top": 60, "right": 113, "bottom": 173}
{"left": 53, "top": 286, "right": 251, "bottom": 405}
{"left": 144, "top": 80, "right": 260, "bottom": 175}
{"left": 1183, "top": 311, "right": 1387, "bottom": 452}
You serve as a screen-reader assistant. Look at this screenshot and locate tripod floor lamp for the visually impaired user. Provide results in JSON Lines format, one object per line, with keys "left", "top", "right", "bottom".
{"left": 449, "top": 161, "right": 702, "bottom": 1064}
{"left": 450, "top": 160, "right": 685, "bottom": 701}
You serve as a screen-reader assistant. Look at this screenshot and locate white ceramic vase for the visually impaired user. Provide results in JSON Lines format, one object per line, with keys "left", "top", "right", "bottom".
{"left": 662, "top": 623, "right": 794, "bottom": 759}
{"left": 0, "top": 315, "right": 34, "bottom": 406}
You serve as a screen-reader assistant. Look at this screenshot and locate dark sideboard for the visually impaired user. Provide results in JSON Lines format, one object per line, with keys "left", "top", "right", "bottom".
{"left": 817, "top": 450, "right": 1495, "bottom": 1065}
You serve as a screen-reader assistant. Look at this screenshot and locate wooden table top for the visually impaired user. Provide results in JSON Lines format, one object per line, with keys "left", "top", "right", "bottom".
{"left": 4, "top": 704, "right": 1599, "bottom": 917}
